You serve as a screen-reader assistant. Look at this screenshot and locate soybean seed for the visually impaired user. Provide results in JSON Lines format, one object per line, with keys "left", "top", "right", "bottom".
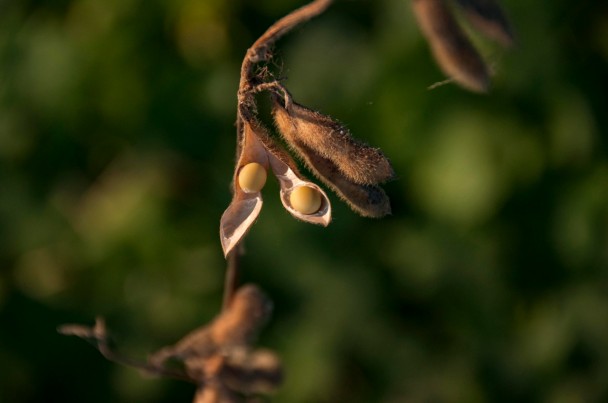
{"left": 238, "top": 162, "right": 267, "bottom": 193}
{"left": 290, "top": 186, "right": 322, "bottom": 214}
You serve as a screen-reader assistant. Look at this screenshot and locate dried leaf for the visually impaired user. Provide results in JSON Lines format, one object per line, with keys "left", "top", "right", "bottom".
{"left": 454, "top": 0, "right": 515, "bottom": 46}
{"left": 220, "top": 121, "right": 269, "bottom": 257}
{"left": 412, "top": 0, "right": 490, "bottom": 92}
{"left": 272, "top": 99, "right": 394, "bottom": 185}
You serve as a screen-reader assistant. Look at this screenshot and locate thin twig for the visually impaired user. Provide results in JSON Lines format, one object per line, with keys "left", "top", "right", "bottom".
{"left": 223, "top": 248, "right": 241, "bottom": 311}
{"left": 58, "top": 318, "right": 192, "bottom": 382}
{"left": 249, "top": 0, "right": 332, "bottom": 58}
{"left": 238, "top": 0, "right": 333, "bottom": 105}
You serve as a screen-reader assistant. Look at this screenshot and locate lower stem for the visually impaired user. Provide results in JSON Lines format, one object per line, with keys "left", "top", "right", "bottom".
{"left": 222, "top": 249, "right": 241, "bottom": 311}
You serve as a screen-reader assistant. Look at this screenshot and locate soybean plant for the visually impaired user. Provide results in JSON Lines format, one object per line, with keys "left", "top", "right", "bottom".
{"left": 60, "top": 1, "right": 513, "bottom": 402}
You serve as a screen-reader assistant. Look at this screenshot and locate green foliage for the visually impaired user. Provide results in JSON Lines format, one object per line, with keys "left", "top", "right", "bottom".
{"left": 1, "top": 0, "right": 607, "bottom": 402}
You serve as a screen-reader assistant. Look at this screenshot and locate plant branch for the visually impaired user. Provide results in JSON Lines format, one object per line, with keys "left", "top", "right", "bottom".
{"left": 58, "top": 318, "right": 192, "bottom": 382}
{"left": 222, "top": 248, "right": 241, "bottom": 311}
{"left": 238, "top": 0, "right": 333, "bottom": 106}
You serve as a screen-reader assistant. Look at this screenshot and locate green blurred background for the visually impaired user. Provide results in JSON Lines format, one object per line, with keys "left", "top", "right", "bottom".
{"left": 1, "top": 0, "right": 607, "bottom": 402}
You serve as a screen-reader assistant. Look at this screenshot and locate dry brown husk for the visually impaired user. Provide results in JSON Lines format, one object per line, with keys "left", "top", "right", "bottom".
{"left": 220, "top": 121, "right": 268, "bottom": 257}
{"left": 272, "top": 98, "right": 391, "bottom": 217}
{"left": 272, "top": 99, "right": 394, "bottom": 185}
{"left": 296, "top": 141, "right": 391, "bottom": 217}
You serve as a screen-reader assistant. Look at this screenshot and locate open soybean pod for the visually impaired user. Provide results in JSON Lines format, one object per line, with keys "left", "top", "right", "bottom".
{"left": 272, "top": 98, "right": 394, "bottom": 186}
{"left": 255, "top": 129, "right": 332, "bottom": 226}
{"left": 454, "top": 0, "right": 515, "bottom": 47}
{"left": 412, "top": 0, "right": 490, "bottom": 92}
{"left": 220, "top": 117, "right": 332, "bottom": 256}
{"left": 220, "top": 120, "right": 270, "bottom": 257}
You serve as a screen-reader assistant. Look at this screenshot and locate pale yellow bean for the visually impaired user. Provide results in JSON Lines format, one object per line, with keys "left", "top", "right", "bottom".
{"left": 238, "top": 162, "right": 267, "bottom": 193}
{"left": 290, "top": 186, "right": 322, "bottom": 214}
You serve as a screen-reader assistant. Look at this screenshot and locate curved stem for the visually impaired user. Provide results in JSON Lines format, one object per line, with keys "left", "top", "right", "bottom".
{"left": 58, "top": 318, "right": 192, "bottom": 382}
{"left": 238, "top": 0, "right": 333, "bottom": 108}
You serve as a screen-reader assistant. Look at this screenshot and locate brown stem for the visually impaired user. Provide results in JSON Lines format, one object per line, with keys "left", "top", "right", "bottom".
{"left": 222, "top": 248, "right": 241, "bottom": 311}
{"left": 237, "top": 0, "right": 333, "bottom": 108}
{"left": 58, "top": 318, "right": 192, "bottom": 382}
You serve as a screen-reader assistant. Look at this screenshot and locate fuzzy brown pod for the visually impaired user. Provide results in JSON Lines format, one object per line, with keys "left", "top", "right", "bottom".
{"left": 272, "top": 99, "right": 394, "bottom": 185}
{"left": 412, "top": 0, "right": 490, "bottom": 92}
{"left": 454, "top": 0, "right": 515, "bottom": 46}
{"left": 220, "top": 121, "right": 270, "bottom": 257}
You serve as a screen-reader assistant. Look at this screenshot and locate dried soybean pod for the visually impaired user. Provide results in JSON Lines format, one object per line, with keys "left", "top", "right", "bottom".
{"left": 272, "top": 98, "right": 394, "bottom": 185}
{"left": 253, "top": 114, "right": 332, "bottom": 226}
{"left": 220, "top": 120, "right": 270, "bottom": 257}
{"left": 305, "top": 147, "right": 391, "bottom": 218}
{"left": 454, "top": 0, "right": 515, "bottom": 46}
{"left": 266, "top": 149, "right": 332, "bottom": 226}
{"left": 412, "top": 0, "right": 490, "bottom": 92}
